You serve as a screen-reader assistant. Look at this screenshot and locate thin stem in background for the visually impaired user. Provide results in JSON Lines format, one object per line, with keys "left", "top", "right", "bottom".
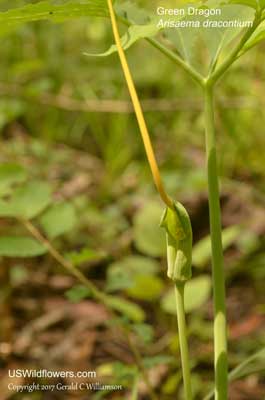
{"left": 20, "top": 219, "right": 105, "bottom": 300}
{"left": 131, "top": 374, "right": 139, "bottom": 400}
{"left": 204, "top": 85, "right": 228, "bottom": 400}
{"left": 1, "top": 82, "right": 262, "bottom": 113}
{"left": 174, "top": 282, "right": 193, "bottom": 400}
{"left": 21, "top": 218, "right": 158, "bottom": 400}
{"left": 125, "top": 329, "right": 158, "bottom": 400}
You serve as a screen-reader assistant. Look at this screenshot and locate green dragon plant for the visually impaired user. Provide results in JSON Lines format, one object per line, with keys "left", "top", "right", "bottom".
{"left": 105, "top": 1, "right": 194, "bottom": 397}
{"left": 90, "top": 1, "right": 265, "bottom": 399}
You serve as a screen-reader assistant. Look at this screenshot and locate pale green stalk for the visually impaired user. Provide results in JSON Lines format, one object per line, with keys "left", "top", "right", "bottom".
{"left": 204, "top": 83, "right": 228, "bottom": 400}
{"left": 175, "top": 282, "right": 193, "bottom": 400}
{"left": 201, "top": 13, "right": 263, "bottom": 398}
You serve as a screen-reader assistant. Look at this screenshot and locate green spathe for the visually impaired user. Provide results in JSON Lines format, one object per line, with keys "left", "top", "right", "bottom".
{"left": 160, "top": 202, "right": 192, "bottom": 283}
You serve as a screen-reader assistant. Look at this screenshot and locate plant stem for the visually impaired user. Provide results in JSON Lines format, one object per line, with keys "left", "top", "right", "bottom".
{"left": 174, "top": 282, "right": 193, "bottom": 400}
{"left": 209, "top": 11, "right": 262, "bottom": 85}
{"left": 20, "top": 219, "right": 144, "bottom": 323}
{"left": 131, "top": 374, "right": 139, "bottom": 400}
{"left": 125, "top": 329, "right": 158, "bottom": 400}
{"left": 204, "top": 84, "right": 228, "bottom": 400}
{"left": 20, "top": 218, "right": 157, "bottom": 399}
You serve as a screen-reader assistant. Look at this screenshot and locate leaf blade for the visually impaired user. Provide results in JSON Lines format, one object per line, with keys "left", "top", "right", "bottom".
{"left": 40, "top": 202, "right": 77, "bottom": 239}
{"left": 0, "top": 181, "right": 52, "bottom": 219}
{"left": 0, "top": 236, "right": 47, "bottom": 257}
{"left": 85, "top": 23, "right": 160, "bottom": 57}
{"left": 0, "top": 0, "right": 109, "bottom": 36}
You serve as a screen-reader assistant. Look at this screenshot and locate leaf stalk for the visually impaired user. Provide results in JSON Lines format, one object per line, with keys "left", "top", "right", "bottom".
{"left": 208, "top": 11, "right": 262, "bottom": 85}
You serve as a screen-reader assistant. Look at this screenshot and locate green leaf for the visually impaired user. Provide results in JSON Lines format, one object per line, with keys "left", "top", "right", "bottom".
{"left": 163, "top": 0, "right": 254, "bottom": 70}
{"left": 132, "top": 323, "right": 154, "bottom": 344}
{"left": 65, "top": 285, "right": 92, "bottom": 303}
{"left": 126, "top": 275, "right": 164, "bottom": 301}
{"left": 0, "top": 236, "right": 47, "bottom": 257}
{"left": 133, "top": 202, "right": 165, "bottom": 257}
{"left": 192, "top": 225, "right": 241, "bottom": 268}
{"left": 184, "top": 275, "right": 212, "bottom": 312}
{"left": 229, "top": 0, "right": 265, "bottom": 10}
{"left": 40, "top": 202, "right": 77, "bottom": 239}
{"left": 0, "top": 0, "right": 109, "bottom": 36}
{"left": 106, "top": 255, "right": 159, "bottom": 292}
{"left": 10, "top": 265, "right": 29, "bottom": 286}
{"left": 0, "top": 163, "right": 27, "bottom": 196}
{"left": 106, "top": 256, "right": 164, "bottom": 301}
{"left": 200, "top": 2, "right": 254, "bottom": 68}
{"left": 0, "top": 181, "right": 52, "bottom": 219}
{"left": 161, "top": 275, "right": 212, "bottom": 314}
{"left": 85, "top": 23, "right": 160, "bottom": 57}
{"left": 0, "top": 99, "right": 26, "bottom": 130}
{"left": 105, "top": 295, "right": 146, "bottom": 322}
{"left": 117, "top": 3, "right": 192, "bottom": 65}
{"left": 66, "top": 247, "right": 102, "bottom": 266}
{"left": 112, "top": 361, "right": 138, "bottom": 381}
{"left": 163, "top": 12, "right": 198, "bottom": 66}
{"left": 115, "top": 1, "right": 151, "bottom": 24}
{"left": 162, "top": 372, "right": 182, "bottom": 395}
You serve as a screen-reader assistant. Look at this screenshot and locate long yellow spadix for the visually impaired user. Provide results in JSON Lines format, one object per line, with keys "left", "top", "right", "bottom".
{"left": 107, "top": 0, "right": 173, "bottom": 209}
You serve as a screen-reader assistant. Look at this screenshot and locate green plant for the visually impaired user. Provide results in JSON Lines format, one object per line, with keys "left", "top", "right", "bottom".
{"left": 105, "top": 3, "right": 194, "bottom": 397}
{"left": 90, "top": 1, "right": 265, "bottom": 399}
